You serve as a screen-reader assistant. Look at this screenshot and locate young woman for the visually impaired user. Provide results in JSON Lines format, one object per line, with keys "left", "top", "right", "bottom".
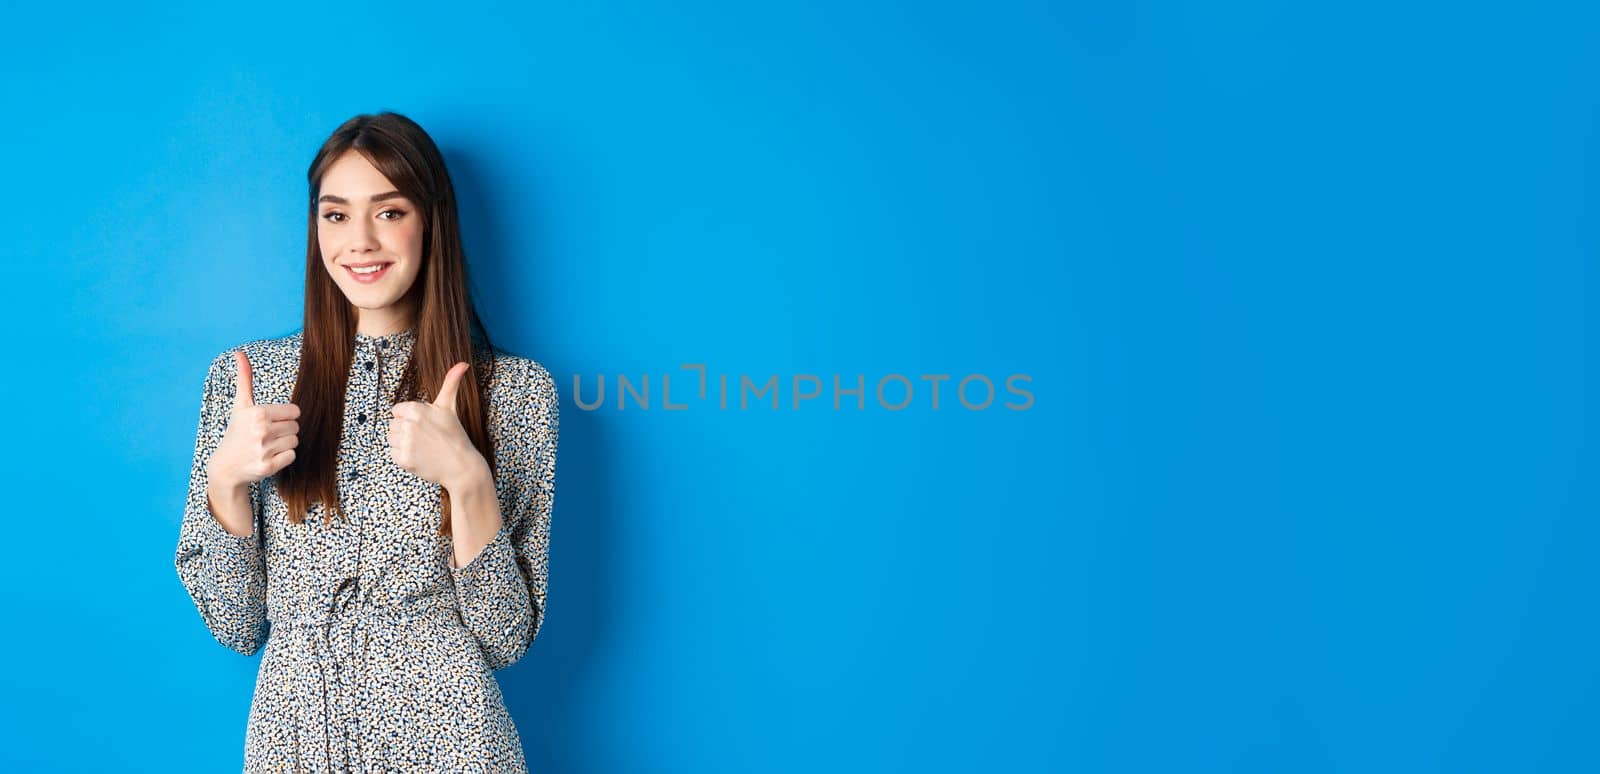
{"left": 174, "top": 111, "right": 557, "bottom": 772}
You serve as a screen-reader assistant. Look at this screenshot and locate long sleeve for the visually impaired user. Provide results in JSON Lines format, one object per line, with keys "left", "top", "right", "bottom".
{"left": 174, "top": 350, "right": 268, "bottom": 656}
{"left": 450, "top": 358, "right": 558, "bottom": 672}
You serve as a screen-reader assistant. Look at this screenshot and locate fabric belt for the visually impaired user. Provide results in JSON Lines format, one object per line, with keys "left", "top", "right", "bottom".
{"left": 269, "top": 578, "right": 461, "bottom": 772}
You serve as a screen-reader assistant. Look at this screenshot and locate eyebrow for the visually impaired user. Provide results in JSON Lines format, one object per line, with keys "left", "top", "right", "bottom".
{"left": 317, "top": 190, "right": 408, "bottom": 205}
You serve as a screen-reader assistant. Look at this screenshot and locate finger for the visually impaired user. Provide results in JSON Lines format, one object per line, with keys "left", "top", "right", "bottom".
{"left": 264, "top": 419, "right": 299, "bottom": 439}
{"left": 432, "top": 362, "right": 470, "bottom": 414}
{"left": 268, "top": 448, "right": 296, "bottom": 471}
{"left": 234, "top": 350, "right": 256, "bottom": 408}
{"left": 264, "top": 432, "right": 300, "bottom": 456}
{"left": 260, "top": 403, "right": 300, "bottom": 421}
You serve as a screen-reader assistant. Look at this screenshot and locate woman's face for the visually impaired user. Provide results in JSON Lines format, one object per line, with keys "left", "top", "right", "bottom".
{"left": 316, "top": 150, "right": 424, "bottom": 327}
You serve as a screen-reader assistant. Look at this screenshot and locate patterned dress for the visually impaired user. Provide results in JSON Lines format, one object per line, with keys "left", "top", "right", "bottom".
{"left": 174, "top": 326, "right": 557, "bottom": 772}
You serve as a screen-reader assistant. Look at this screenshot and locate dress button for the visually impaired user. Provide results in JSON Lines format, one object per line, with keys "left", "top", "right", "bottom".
{"left": 379, "top": 340, "right": 389, "bottom": 349}
{"left": 364, "top": 361, "right": 374, "bottom": 371}
{"left": 351, "top": 470, "right": 363, "bottom": 480}
{"left": 357, "top": 412, "right": 367, "bottom": 423}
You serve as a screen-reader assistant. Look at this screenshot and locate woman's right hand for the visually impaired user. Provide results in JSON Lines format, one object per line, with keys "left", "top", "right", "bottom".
{"left": 206, "top": 350, "right": 300, "bottom": 496}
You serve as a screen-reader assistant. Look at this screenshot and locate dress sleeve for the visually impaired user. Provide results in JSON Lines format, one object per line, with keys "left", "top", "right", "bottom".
{"left": 449, "top": 358, "right": 558, "bottom": 672}
{"left": 173, "top": 350, "right": 269, "bottom": 656}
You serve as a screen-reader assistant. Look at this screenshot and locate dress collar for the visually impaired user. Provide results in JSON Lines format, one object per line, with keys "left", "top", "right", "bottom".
{"left": 354, "top": 325, "right": 417, "bottom": 353}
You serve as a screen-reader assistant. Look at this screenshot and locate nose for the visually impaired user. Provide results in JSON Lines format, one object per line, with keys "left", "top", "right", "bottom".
{"left": 350, "top": 218, "right": 380, "bottom": 253}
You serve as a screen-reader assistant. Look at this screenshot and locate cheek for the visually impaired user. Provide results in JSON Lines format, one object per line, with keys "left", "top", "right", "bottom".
{"left": 398, "top": 223, "right": 424, "bottom": 256}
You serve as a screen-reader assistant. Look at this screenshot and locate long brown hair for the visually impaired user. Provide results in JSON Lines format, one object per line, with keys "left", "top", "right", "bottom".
{"left": 278, "top": 111, "right": 498, "bottom": 537}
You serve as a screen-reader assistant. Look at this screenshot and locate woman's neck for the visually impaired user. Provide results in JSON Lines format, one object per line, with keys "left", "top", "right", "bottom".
{"left": 354, "top": 300, "right": 417, "bottom": 337}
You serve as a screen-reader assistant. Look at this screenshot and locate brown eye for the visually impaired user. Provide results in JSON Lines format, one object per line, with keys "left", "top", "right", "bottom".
{"left": 322, "top": 212, "right": 346, "bottom": 223}
{"left": 379, "top": 208, "right": 407, "bottom": 220}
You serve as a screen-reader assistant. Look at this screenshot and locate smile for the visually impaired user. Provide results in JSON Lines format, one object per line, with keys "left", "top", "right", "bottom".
{"left": 345, "top": 262, "right": 394, "bottom": 283}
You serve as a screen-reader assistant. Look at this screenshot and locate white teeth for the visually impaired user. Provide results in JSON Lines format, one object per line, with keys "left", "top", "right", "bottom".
{"left": 350, "top": 264, "right": 386, "bottom": 275}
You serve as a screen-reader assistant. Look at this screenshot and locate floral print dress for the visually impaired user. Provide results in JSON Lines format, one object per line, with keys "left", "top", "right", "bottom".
{"left": 174, "top": 326, "right": 557, "bottom": 772}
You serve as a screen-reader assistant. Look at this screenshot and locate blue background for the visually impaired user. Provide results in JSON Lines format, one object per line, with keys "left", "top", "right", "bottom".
{"left": 2, "top": 1, "right": 1595, "bottom": 771}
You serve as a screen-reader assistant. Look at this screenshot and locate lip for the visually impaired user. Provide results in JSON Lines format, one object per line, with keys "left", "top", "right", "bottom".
{"left": 344, "top": 262, "right": 394, "bottom": 284}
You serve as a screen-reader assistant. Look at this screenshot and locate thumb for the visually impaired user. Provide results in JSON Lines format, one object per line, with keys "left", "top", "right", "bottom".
{"left": 234, "top": 350, "right": 256, "bottom": 408}
{"left": 433, "top": 361, "right": 470, "bottom": 415}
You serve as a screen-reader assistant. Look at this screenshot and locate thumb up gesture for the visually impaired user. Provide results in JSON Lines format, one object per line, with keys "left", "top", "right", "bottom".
{"left": 207, "top": 350, "right": 302, "bottom": 490}
{"left": 389, "top": 361, "right": 484, "bottom": 490}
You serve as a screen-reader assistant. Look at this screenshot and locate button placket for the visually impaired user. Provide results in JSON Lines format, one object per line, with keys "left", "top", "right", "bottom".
{"left": 372, "top": 338, "right": 389, "bottom": 439}
{"left": 341, "top": 375, "right": 377, "bottom": 769}
{"left": 348, "top": 340, "right": 370, "bottom": 485}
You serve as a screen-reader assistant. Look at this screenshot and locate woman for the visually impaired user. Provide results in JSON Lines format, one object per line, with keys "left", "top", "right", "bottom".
{"left": 174, "top": 111, "right": 557, "bottom": 772}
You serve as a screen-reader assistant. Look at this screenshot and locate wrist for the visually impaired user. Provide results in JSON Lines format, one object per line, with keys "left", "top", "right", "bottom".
{"left": 206, "top": 468, "right": 249, "bottom": 499}
{"left": 203, "top": 471, "right": 255, "bottom": 538}
{"left": 444, "top": 453, "right": 493, "bottom": 497}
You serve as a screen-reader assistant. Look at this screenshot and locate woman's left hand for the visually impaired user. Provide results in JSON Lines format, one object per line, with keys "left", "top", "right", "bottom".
{"left": 389, "top": 361, "right": 485, "bottom": 490}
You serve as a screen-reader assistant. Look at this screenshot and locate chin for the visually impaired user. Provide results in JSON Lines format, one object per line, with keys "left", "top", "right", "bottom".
{"left": 348, "top": 292, "right": 405, "bottom": 309}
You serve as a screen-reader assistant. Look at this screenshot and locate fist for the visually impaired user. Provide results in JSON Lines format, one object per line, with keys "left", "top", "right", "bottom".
{"left": 388, "top": 361, "right": 482, "bottom": 489}
{"left": 207, "top": 350, "right": 301, "bottom": 490}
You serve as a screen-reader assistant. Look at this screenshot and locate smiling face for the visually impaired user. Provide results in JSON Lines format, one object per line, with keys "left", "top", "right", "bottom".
{"left": 316, "top": 150, "right": 425, "bottom": 335}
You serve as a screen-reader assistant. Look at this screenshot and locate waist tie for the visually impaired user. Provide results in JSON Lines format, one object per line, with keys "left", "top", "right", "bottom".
{"left": 271, "top": 579, "right": 461, "bottom": 773}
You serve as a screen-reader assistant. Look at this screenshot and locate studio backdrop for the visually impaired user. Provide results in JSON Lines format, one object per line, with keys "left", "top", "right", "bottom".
{"left": 1, "top": 1, "right": 1595, "bottom": 772}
